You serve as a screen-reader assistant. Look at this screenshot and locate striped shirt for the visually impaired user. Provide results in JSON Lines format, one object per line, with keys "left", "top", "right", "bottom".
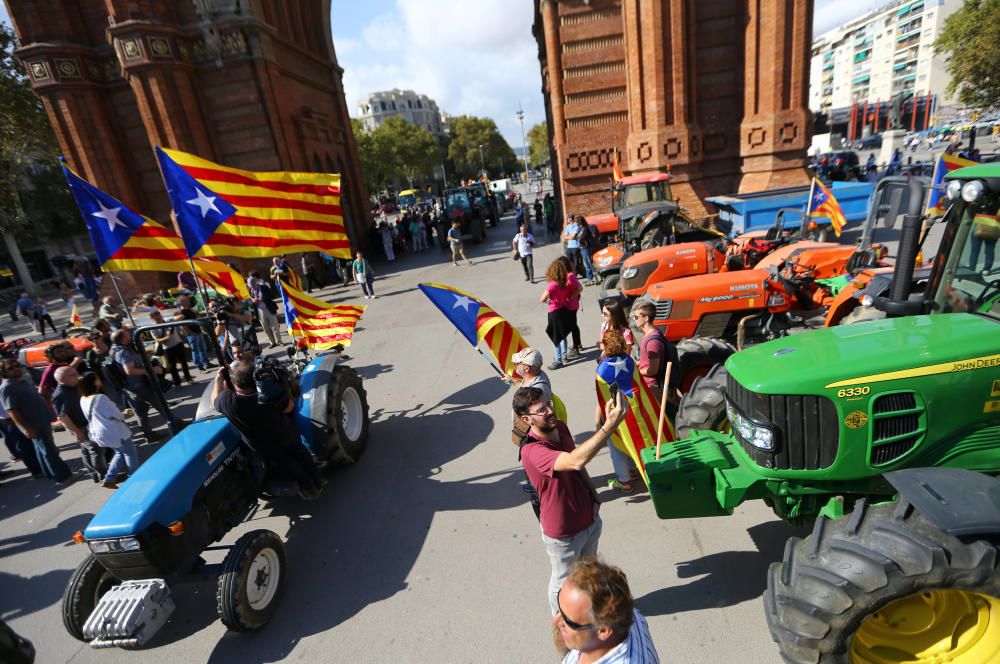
{"left": 561, "top": 609, "right": 659, "bottom": 664}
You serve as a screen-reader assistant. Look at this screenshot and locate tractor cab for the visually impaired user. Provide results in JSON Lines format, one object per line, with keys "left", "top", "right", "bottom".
{"left": 444, "top": 186, "right": 486, "bottom": 244}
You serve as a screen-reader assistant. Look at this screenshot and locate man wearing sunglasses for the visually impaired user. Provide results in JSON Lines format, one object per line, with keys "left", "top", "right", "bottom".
{"left": 555, "top": 557, "right": 659, "bottom": 663}
{"left": 513, "top": 386, "right": 628, "bottom": 617}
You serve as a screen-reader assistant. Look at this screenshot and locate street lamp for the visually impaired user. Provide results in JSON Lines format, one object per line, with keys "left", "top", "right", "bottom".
{"left": 478, "top": 144, "right": 486, "bottom": 180}
{"left": 516, "top": 104, "right": 530, "bottom": 191}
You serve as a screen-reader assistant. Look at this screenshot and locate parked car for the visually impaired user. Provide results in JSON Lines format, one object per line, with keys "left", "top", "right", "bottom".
{"left": 820, "top": 150, "right": 864, "bottom": 181}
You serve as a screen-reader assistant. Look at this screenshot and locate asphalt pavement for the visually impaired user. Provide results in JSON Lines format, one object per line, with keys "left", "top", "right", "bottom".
{"left": 3, "top": 210, "right": 832, "bottom": 663}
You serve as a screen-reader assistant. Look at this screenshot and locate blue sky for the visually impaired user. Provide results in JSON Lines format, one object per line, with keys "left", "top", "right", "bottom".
{"left": 0, "top": 1, "right": 882, "bottom": 146}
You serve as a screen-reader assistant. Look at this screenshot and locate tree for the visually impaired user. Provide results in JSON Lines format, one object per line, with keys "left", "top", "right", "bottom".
{"left": 0, "top": 24, "right": 67, "bottom": 290}
{"left": 351, "top": 118, "right": 397, "bottom": 196}
{"left": 376, "top": 116, "right": 439, "bottom": 188}
{"left": 935, "top": 0, "right": 1000, "bottom": 110}
{"left": 446, "top": 115, "right": 518, "bottom": 180}
{"left": 527, "top": 121, "right": 550, "bottom": 167}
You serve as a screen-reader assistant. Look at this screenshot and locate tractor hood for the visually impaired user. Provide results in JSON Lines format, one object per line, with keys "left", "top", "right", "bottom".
{"left": 648, "top": 268, "right": 768, "bottom": 302}
{"left": 727, "top": 313, "right": 1000, "bottom": 395}
{"left": 587, "top": 212, "right": 619, "bottom": 234}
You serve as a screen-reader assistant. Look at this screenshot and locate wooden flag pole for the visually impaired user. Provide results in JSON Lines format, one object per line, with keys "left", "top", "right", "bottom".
{"left": 655, "top": 361, "right": 673, "bottom": 460}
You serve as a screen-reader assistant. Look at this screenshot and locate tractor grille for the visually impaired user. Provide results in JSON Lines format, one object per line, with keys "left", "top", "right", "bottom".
{"left": 727, "top": 375, "right": 839, "bottom": 470}
{"left": 870, "top": 391, "right": 923, "bottom": 466}
{"left": 620, "top": 261, "right": 658, "bottom": 292}
{"left": 653, "top": 298, "right": 673, "bottom": 321}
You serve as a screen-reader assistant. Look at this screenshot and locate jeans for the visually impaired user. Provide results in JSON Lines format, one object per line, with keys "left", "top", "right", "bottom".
{"left": 607, "top": 438, "right": 635, "bottom": 482}
{"left": 569, "top": 309, "right": 582, "bottom": 351}
{"left": 520, "top": 253, "right": 534, "bottom": 281}
{"left": 162, "top": 343, "right": 192, "bottom": 384}
{"left": 187, "top": 332, "right": 209, "bottom": 368}
{"left": 104, "top": 438, "right": 138, "bottom": 482}
{"left": 80, "top": 439, "right": 112, "bottom": 481}
{"left": 0, "top": 419, "right": 41, "bottom": 476}
{"left": 552, "top": 337, "right": 568, "bottom": 364}
{"left": 580, "top": 248, "right": 595, "bottom": 281}
{"left": 124, "top": 382, "right": 174, "bottom": 437}
{"left": 31, "top": 428, "right": 71, "bottom": 482}
{"left": 969, "top": 235, "right": 997, "bottom": 271}
{"left": 358, "top": 274, "right": 375, "bottom": 297}
{"left": 564, "top": 246, "right": 581, "bottom": 273}
{"left": 541, "top": 515, "right": 602, "bottom": 615}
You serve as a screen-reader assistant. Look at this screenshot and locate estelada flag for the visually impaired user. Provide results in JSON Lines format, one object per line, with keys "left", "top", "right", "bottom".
{"left": 417, "top": 282, "right": 527, "bottom": 378}
{"left": 926, "top": 152, "right": 977, "bottom": 215}
{"left": 806, "top": 178, "right": 847, "bottom": 237}
{"left": 276, "top": 280, "right": 364, "bottom": 350}
{"left": 156, "top": 147, "right": 351, "bottom": 260}
{"left": 70, "top": 303, "right": 82, "bottom": 327}
{"left": 63, "top": 165, "right": 256, "bottom": 285}
{"left": 595, "top": 354, "right": 675, "bottom": 486}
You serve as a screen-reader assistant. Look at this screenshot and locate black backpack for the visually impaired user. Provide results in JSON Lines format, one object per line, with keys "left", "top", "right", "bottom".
{"left": 641, "top": 329, "right": 678, "bottom": 389}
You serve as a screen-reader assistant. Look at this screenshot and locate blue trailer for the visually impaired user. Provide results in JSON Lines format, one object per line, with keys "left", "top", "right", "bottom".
{"left": 706, "top": 181, "right": 874, "bottom": 237}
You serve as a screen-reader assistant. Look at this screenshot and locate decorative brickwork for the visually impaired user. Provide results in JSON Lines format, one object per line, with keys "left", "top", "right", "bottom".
{"left": 7, "top": 0, "right": 370, "bottom": 296}
{"left": 534, "top": 0, "right": 811, "bottom": 223}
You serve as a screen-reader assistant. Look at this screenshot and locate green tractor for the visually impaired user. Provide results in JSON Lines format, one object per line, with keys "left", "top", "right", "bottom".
{"left": 641, "top": 163, "right": 1000, "bottom": 663}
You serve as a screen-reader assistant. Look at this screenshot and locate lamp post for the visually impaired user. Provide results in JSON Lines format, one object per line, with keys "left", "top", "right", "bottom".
{"left": 516, "top": 104, "right": 530, "bottom": 192}
{"left": 478, "top": 144, "right": 486, "bottom": 180}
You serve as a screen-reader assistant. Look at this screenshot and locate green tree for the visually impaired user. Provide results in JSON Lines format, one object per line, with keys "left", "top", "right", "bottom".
{"left": 527, "top": 121, "right": 550, "bottom": 167}
{"left": 935, "top": 0, "right": 1000, "bottom": 110}
{"left": 376, "top": 116, "right": 439, "bottom": 187}
{"left": 351, "top": 118, "right": 397, "bottom": 196}
{"left": 446, "top": 115, "right": 518, "bottom": 180}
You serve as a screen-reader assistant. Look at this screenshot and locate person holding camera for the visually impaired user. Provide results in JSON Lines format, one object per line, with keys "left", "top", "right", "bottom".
{"left": 110, "top": 328, "right": 173, "bottom": 441}
{"left": 512, "top": 385, "right": 627, "bottom": 616}
{"left": 211, "top": 361, "right": 323, "bottom": 499}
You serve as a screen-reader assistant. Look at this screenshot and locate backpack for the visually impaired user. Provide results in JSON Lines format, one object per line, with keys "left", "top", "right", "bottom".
{"left": 102, "top": 355, "right": 128, "bottom": 390}
{"left": 641, "top": 329, "right": 677, "bottom": 389}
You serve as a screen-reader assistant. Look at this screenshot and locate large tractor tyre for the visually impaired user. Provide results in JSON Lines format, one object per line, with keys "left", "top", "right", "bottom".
{"left": 322, "top": 366, "right": 370, "bottom": 465}
{"left": 217, "top": 529, "right": 286, "bottom": 632}
{"left": 599, "top": 274, "right": 620, "bottom": 300}
{"left": 62, "top": 554, "right": 122, "bottom": 641}
{"left": 765, "top": 498, "right": 1000, "bottom": 664}
{"left": 675, "top": 363, "right": 728, "bottom": 440}
{"left": 639, "top": 225, "right": 668, "bottom": 251}
{"left": 675, "top": 337, "right": 736, "bottom": 394}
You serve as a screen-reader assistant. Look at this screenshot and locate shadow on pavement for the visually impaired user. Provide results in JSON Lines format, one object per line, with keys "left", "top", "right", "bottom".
{"left": 635, "top": 519, "right": 810, "bottom": 616}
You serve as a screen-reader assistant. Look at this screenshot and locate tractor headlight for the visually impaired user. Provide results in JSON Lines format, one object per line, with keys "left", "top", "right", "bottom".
{"left": 622, "top": 266, "right": 638, "bottom": 279}
{"left": 962, "top": 180, "right": 985, "bottom": 203}
{"left": 946, "top": 180, "right": 963, "bottom": 201}
{"left": 726, "top": 399, "right": 776, "bottom": 451}
{"left": 88, "top": 537, "right": 142, "bottom": 554}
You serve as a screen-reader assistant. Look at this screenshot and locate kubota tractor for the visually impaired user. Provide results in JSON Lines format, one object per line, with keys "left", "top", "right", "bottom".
{"left": 641, "top": 166, "right": 1000, "bottom": 663}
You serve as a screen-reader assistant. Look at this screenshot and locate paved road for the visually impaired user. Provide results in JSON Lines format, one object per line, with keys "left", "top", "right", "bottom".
{"left": 2, "top": 211, "right": 852, "bottom": 663}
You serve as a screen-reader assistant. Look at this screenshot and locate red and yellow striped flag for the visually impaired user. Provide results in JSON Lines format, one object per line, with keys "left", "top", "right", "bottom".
{"left": 159, "top": 147, "right": 351, "bottom": 259}
{"left": 277, "top": 280, "right": 364, "bottom": 350}
{"left": 595, "top": 355, "right": 675, "bottom": 485}
{"left": 194, "top": 259, "right": 249, "bottom": 300}
{"left": 70, "top": 303, "right": 83, "bottom": 327}
{"left": 417, "top": 282, "right": 527, "bottom": 377}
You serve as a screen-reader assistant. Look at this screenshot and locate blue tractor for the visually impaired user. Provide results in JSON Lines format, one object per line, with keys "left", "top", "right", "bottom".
{"left": 61, "top": 320, "right": 370, "bottom": 648}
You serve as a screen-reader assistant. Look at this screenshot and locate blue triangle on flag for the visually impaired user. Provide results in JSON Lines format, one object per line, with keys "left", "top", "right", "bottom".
{"left": 155, "top": 146, "right": 236, "bottom": 257}
{"left": 596, "top": 354, "right": 636, "bottom": 398}
{"left": 61, "top": 165, "right": 145, "bottom": 265}
{"left": 417, "top": 284, "right": 481, "bottom": 345}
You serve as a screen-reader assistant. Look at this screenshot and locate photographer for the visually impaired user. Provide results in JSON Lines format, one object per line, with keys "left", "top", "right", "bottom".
{"left": 110, "top": 328, "right": 173, "bottom": 441}
{"left": 211, "top": 361, "right": 323, "bottom": 499}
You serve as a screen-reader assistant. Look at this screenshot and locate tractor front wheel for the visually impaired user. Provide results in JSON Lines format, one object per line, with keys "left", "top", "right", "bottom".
{"left": 675, "top": 337, "right": 735, "bottom": 395}
{"left": 675, "top": 363, "right": 728, "bottom": 440}
{"left": 217, "top": 530, "right": 286, "bottom": 632}
{"left": 599, "top": 274, "right": 620, "bottom": 300}
{"left": 765, "top": 498, "right": 1000, "bottom": 664}
{"left": 62, "top": 555, "right": 121, "bottom": 641}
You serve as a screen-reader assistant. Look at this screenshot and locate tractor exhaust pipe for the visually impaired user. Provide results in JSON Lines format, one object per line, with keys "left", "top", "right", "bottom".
{"left": 875, "top": 177, "right": 926, "bottom": 317}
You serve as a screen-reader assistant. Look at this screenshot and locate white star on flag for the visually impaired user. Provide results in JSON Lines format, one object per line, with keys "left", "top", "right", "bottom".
{"left": 452, "top": 295, "right": 475, "bottom": 311}
{"left": 186, "top": 188, "right": 221, "bottom": 218}
{"left": 607, "top": 356, "right": 630, "bottom": 379}
{"left": 91, "top": 200, "right": 126, "bottom": 231}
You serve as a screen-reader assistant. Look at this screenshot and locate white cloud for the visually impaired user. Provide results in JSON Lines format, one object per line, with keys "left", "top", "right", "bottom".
{"left": 813, "top": 0, "right": 884, "bottom": 36}
{"left": 338, "top": 0, "right": 544, "bottom": 148}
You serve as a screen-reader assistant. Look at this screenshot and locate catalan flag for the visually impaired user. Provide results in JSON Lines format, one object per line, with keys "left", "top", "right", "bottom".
{"left": 806, "top": 177, "right": 847, "bottom": 238}
{"left": 194, "top": 258, "right": 249, "bottom": 300}
{"left": 926, "top": 152, "right": 978, "bottom": 215}
{"left": 595, "top": 354, "right": 675, "bottom": 486}
{"left": 70, "top": 303, "right": 83, "bottom": 327}
{"left": 417, "top": 282, "right": 527, "bottom": 377}
{"left": 156, "top": 147, "right": 351, "bottom": 259}
{"left": 277, "top": 280, "right": 364, "bottom": 350}
{"left": 612, "top": 150, "right": 624, "bottom": 184}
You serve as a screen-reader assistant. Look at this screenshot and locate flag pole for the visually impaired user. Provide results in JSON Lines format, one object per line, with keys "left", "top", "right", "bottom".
{"left": 803, "top": 177, "right": 817, "bottom": 239}
{"left": 107, "top": 272, "right": 138, "bottom": 329}
{"left": 476, "top": 346, "right": 506, "bottom": 378}
{"left": 654, "top": 361, "right": 672, "bottom": 460}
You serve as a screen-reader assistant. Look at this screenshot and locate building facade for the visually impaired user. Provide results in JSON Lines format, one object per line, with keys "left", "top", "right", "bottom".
{"left": 810, "top": 0, "right": 961, "bottom": 127}
{"left": 5, "top": 0, "right": 370, "bottom": 292}
{"left": 532, "top": 0, "right": 813, "bottom": 221}
{"left": 357, "top": 89, "right": 445, "bottom": 137}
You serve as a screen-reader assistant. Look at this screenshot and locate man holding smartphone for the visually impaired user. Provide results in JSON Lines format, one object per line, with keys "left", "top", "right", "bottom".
{"left": 512, "top": 386, "right": 628, "bottom": 617}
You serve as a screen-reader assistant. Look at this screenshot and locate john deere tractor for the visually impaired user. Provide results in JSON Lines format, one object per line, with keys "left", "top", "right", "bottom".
{"left": 641, "top": 164, "right": 1000, "bottom": 663}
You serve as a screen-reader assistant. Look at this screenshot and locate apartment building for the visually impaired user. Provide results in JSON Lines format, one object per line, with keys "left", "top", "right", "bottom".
{"left": 357, "top": 89, "right": 446, "bottom": 136}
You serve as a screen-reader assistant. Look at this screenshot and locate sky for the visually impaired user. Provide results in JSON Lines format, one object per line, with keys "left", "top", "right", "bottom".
{"left": 0, "top": 1, "right": 884, "bottom": 146}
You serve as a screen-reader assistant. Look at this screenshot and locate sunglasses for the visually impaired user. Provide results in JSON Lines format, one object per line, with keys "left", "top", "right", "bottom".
{"left": 557, "top": 589, "right": 594, "bottom": 631}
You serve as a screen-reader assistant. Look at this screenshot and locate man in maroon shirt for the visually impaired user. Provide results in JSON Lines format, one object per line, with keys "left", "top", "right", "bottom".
{"left": 513, "top": 386, "right": 627, "bottom": 616}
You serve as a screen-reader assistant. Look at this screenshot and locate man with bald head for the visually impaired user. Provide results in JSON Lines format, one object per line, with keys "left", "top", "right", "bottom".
{"left": 52, "top": 365, "right": 110, "bottom": 483}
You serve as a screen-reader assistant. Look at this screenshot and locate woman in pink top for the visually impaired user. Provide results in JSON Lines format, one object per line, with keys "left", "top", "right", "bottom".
{"left": 540, "top": 258, "right": 576, "bottom": 369}
{"left": 598, "top": 301, "right": 634, "bottom": 360}
{"left": 559, "top": 256, "right": 585, "bottom": 358}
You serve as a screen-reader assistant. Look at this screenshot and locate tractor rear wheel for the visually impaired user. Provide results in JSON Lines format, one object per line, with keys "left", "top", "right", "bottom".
{"left": 217, "top": 529, "right": 286, "bottom": 632}
{"left": 675, "top": 337, "right": 735, "bottom": 394}
{"left": 599, "top": 274, "right": 620, "bottom": 300}
{"left": 675, "top": 363, "right": 728, "bottom": 440}
{"left": 323, "top": 366, "right": 370, "bottom": 465}
{"left": 765, "top": 498, "right": 1000, "bottom": 664}
{"left": 62, "top": 554, "right": 121, "bottom": 641}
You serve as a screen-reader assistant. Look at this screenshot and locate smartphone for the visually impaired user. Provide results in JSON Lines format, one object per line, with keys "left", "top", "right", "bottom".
{"left": 609, "top": 383, "right": 619, "bottom": 400}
